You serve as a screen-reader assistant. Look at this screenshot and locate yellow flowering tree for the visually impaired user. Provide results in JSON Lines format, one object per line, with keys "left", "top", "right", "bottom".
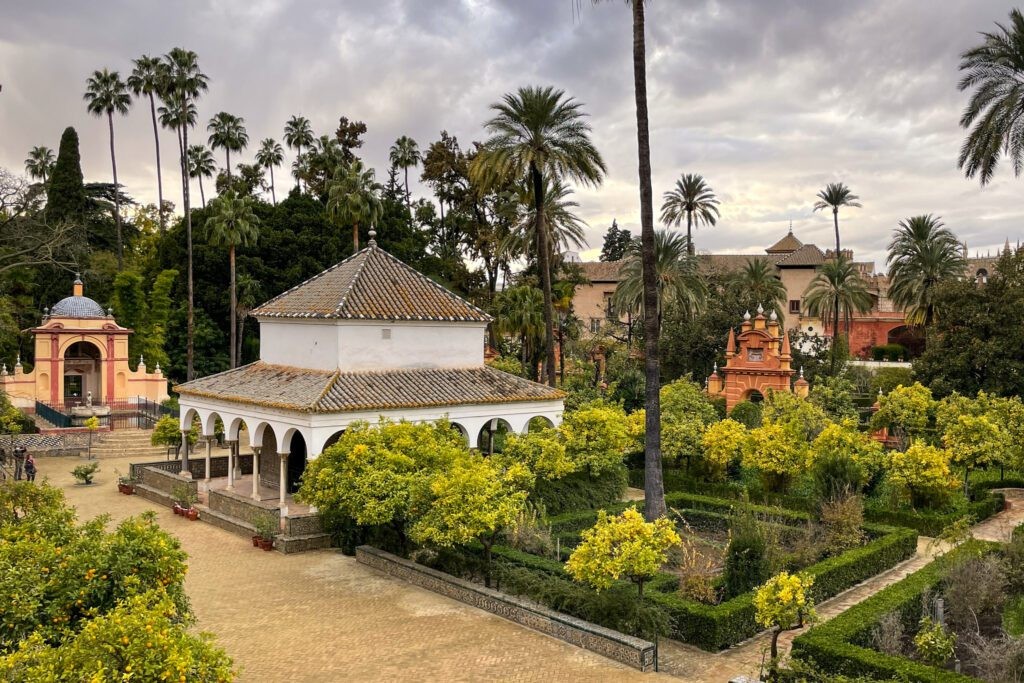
{"left": 0, "top": 590, "right": 234, "bottom": 681}
{"left": 887, "top": 442, "right": 957, "bottom": 508}
{"left": 565, "top": 508, "right": 680, "bottom": 597}
{"left": 762, "top": 390, "right": 829, "bottom": 443}
{"left": 409, "top": 453, "right": 531, "bottom": 587}
{"left": 811, "top": 419, "right": 886, "bottom": 484}
{"left": 753, "top": 571, "right": 817, "bottom": 661}
{"left": 943, "top": 413, "right": 1006, "bottom": 493}
{"left": 560, "top": 402, "right": 631, "bottom": 474}
{"left": 500, "top": 428, "right": 574, "bottom": 481}
{"left": 298, "top": 419, "right": 466, "bottom": 550}
{"left": 743, "top": 422, "right": 808, "bottom": 492}
{"left": 660, "top": 380, "right": 719, "bottom": 470}
{"left": 701, "top": 419, "right": 748, "bottom": 479}
{"left": 870, "top": 382, "right": 935, "bottom": 450}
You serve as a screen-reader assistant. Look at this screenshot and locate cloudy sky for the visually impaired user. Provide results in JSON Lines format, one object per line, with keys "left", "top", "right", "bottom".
{"left": 2, "top": 0, "right": 1021, "bottom": 269}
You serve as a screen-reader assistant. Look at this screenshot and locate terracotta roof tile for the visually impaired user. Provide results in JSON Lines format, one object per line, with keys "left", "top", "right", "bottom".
{"left": 775, "top": 244, "right": 826, "bottom": 267}
{"left": 577, "top": 261, "right": 624, "bottom": 282}
{"left": 251, "top": 245, "right": 491, "bottom": 322}
{"left": 175, "top": 362, "right": 563, "bottom": 413}
{"left": 766, "top": 231, "right": 804, "bottom": 254}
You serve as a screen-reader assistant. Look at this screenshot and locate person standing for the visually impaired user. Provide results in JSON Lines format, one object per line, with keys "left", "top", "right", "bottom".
{"left": 24, "top": 453, "right": 36, "bottom": 482}
{"left": 12, "top": 446, "right": 25, "bottom": 481}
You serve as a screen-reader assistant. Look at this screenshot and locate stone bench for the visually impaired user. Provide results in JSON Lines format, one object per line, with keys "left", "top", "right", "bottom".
{"left": 355, "top": 546, "right": 657, "bottom": 672}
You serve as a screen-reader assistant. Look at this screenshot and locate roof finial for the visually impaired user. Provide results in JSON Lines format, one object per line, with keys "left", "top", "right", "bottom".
{"left": 743, "top": 310, "right": 751, "bottom": 321}
{"left": 368, "top": 226, "right": 377, "bottom": 246}
{"left": 788, "top": 219, "right": 793, "bottom": 234}
{"left": 756, "top": 303, "right": 764, "bottom": 315}
{"left": 769, "top": 309, "right": 778, "bottom": 322}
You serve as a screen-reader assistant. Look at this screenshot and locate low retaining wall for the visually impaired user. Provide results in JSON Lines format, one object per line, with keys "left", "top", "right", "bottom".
{"left": 355, "top": 546, "right": 657, "bottom": 672}
{"left": 138, "top": 466, "right": 197, "bottom": 499}
{"left": 209, "top": 488, "right": 279, "bottom": 528}
{"left": 129, "top": 454, "right": 253, "bottom": 482}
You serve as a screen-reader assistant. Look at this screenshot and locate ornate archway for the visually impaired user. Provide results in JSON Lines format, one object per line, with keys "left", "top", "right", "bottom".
{"left": 63, "top": 340, "right": 102, "bottom": 406}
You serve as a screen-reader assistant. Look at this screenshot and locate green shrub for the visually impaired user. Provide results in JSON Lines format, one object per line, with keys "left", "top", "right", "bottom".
{"left": 812, "top": 452, "right": 865, "bottom": 502}
{"left": 729, "top": 400, "right": 763, "bottom": 429}
{"left": 871, "top": 343, "right": 907, "bottom": 362}
{"left": 722, "top": 513, "right": 770, "bottom": 599}
{"left": 531, "top": 465, "right": 627, "bottom": 516}
{"left": 70, "top": 462, "right": 99, "bottom": 485}
{"left": 871, "top": 367, "right": 914, "bottom": 395}
{"left": 791, "top": 541, "right": 996, "bottom": 682}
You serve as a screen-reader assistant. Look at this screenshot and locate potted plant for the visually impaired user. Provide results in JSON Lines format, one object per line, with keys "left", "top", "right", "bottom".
{"left": 254, "top": 516, "right": 278, "bottom": 551}
{"left": 171, "top": 483, "right": 197, "bottom": 518}
{"left": 71, "top": 462, "right": 100, "bottom": 485}
{"left": 115, "top": 470, "right": 136, "bottom": 495}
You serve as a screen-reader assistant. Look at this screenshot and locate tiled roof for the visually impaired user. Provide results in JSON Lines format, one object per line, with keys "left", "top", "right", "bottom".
{"left": 766, "top": 231, "right": 804, "bottom": 254}
{"left": 175, "top": 362, "right": 563, "bottom": 413}
{"left": 577, "top": 261, "right": 624, "bottom": 282}
{"left": 700, "top": 254, "right": 761, "bottom": 273}
{"left": 775, "top": 244, "right": 826, "bottom": 267}
{"left": 50, "top": 296, "right": 107, "bottom": 319}
{"left": 251, "top": 244, "right": 491, "bottom": 322}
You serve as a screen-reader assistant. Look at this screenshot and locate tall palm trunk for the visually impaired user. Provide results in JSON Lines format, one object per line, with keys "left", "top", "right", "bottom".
{"left": 107, "top": 112, "right": 123, "bottom": 271}
{"left": 225, "top": 149, "right": 232, "bottom": 179}
{"left": 404, "top": 167, "right": 412, "bottom": 226}
{"left": 833, "top": 207, "right": 840, "bottom": 254}
{"left": 632, "top": 0, "right": 665, "bottom": 521}
{"left": 353, "top": 221, "right": 360, "bottom": 251}
{"left": 295, "top": 146, "right": 302, "bottom": 191}
{"left": 686, "top": 210, "right": 694, "bottom": 256}
{"left": 229, "top": 245, "right": 237, "bottom": 369}
{"left": 831, "top": 294, "right": 841, "bottom": 374}
{"left": 183, "top": 104, "right": 195, "bottom": 381}
{"left": 198, "top": 176, "right": 206, "bottom": 209}
{"left": 531, "top": 165, "right": 557, "bottom": 387}
{"left": 148, "top": 93, "right": 165, "bottom": 233}
{"left": 269, "top": 165, "right": 276, "bottom": 205}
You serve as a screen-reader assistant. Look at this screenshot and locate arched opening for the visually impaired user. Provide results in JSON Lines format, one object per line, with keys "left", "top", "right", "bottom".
{"left": 63, "top": 341, "right": 102, "bottom": 406}
{"left": 322, "top": 430, "right": 346, "bottom": 452}
{"left": 259, "top": 424, "right": 278, "bottom": 491}
{"left": 526, "top": 416, "right": 555, "bottom": 433}
{"left": 743, "top": 389, "right": 765, "bottom": 404}
{"left": 477, "top": 419, "right": 513, "bottom": 455}
{"left": 976, "top": 268, "right": 989, "bottom": 284}
{"left": 449, "top": 422, "right": 469, "bottom": 446}
{"left": 286, "top": 432, "right": 307, "bottom": 494}
{"left": 887, "top": 325, "right": 925, "bottom": 359}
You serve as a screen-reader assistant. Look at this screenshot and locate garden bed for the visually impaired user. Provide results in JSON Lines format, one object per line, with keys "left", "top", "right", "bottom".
{"left": 790, "top": 540, "right": 1001, "bottom": 682}
{"left": 412, "top": 492, "right": 918, "bottom": 652}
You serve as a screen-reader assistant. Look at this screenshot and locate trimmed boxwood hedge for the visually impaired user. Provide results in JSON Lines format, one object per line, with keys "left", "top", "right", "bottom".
{"left": 532, "top": 465, "right": 628, "bottom": 516}
{"left": 630, "top": 469, "right": 1008, "bottom": 536}
{"left": 791, "top": 541, "right": 999, "bottom": 682}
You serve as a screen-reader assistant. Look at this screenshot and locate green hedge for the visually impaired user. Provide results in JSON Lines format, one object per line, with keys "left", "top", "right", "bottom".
{"left": 646, "top": 525, "right": 918, "bottom": 651}
{"left": 631, "top": 469, "right": 1009, "bottom": 536}
{"left": 791, "top": 541, "right": 998, "bottom": 682}
{"left": 532, "top": 465, "right": 628, "bottom": 516}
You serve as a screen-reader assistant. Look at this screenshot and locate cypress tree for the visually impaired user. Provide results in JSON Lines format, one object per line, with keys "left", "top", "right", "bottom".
{"left": 46, "top": 127, "right": 87, "bottom": 225}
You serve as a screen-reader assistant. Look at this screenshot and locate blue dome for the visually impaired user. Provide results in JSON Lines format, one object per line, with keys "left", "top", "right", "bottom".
{"left": 50, "top": 295, "right": 107, "bottom": 319}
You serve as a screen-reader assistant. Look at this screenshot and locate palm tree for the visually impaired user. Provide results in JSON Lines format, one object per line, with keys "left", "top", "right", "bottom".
{"left": 283, "top": 115, "right": 314, "bottom": 191}
{"left": 24, "top": 146, "right": 55, "bottom": 184}
{"left": 813, "top": 182, "right": 861, "bottom": 255}
{"left": 501, "top": 177, "right": 588, "bottom": 262}
{"left": 958, "top": 10, "right": 1024, "bottom": 185}
{"left": 206, "top": 191, "right": 260, "bottom": 368}
{"left": 162, "top": 47, "right": 208, "bottom": 381}
{"left": 128, "top": 55, "right": 169, "bottom": 233}
{"left": 187, "top": 145, "right": 216, "bottom": 209}
{"left": 803, "top": 254, "right": 873, "bottom": 372}
{"left": 389, "top": 136, "right": 421, "bottom": 221}
{"left": 470, "top": 85, "right": 606, "bottom": 388}
{"left": 234, "top": 273, "right": 261, "bottom": 365}
{"left": 255, "top": 138, "right": 284, "bottom": 204}
{"left": 886, "top": 215, "right": 967, "bottom": 327}
{"left": 612, "top": 230, "right": 706, "bottom": 328}
{"left": 730, "top": 258, "right": 787, "bottom": 319}
{"left": 660, "top": 173, "right": 720, "bottom": 256}
{"left": 84, "top": 68, "right": 131, "bottom": 270}
{"left": 207, "top": 112, "right": 249, "bottom": 178}
{"left": 326, "top": 160, "right": 383, "bottom": 251}
{"left": 493, "top": 285, "right": 545, "bottom": 377}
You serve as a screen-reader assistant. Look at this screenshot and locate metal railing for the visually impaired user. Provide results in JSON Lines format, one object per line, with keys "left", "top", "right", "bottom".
{"left": 35, "top": 401, "right": 71, "bottom": 429}
{"left": 35, "top": 397, "right": 178, "bottom": 431}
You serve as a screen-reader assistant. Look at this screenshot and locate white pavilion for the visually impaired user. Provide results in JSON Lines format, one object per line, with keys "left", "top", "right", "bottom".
{"left": 175, "top": 232, "right": 564, "bottom": 507}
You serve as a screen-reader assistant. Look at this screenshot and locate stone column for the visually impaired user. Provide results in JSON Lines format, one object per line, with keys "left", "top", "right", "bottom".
{"left": 204, "top": 436, "right": 213, "bottom": 483}
{"left": 233, "top": 441, "right": 243, "bottom": 479}
{"left": 251, "top": 446, "right": 261, "bottom": 500}
{"left": 225, "top": 440, "right": 237, "bottom": 490}
{"left": 279, "top": 451, "right": 289, "bottom": 513}
{"left": 180, "top": 431, "right": 191, "bottom": 478}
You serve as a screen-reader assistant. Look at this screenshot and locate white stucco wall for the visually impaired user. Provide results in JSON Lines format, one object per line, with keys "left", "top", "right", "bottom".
{"left": 256, "top": 318, "right": 485, "bottom": 371}
{"left": 258, "top": 320, "right": 339, "bottom": 370}
{"left": 336, "top": 321, "right": 485, "bottom": 370}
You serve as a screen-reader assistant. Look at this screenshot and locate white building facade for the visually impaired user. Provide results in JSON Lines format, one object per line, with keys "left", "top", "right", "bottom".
{"left": 175, "top": 235, "right": 564, "bottom": 506}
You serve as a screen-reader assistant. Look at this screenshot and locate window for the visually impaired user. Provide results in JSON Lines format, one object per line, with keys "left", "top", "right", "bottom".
{"left": 381, "top": 328, "right": 391, "bottom": 340}
{"left": 748, "top": 349, "right": 764, "bottom": 362}
{"left": 603, "top": 292, "right": 615, "bottom": 318}
{"left": 789, "top": 299, "right": 801, "bottom": 315}
{"left": 590, "top": 318, "right": 601, "bottom": 334}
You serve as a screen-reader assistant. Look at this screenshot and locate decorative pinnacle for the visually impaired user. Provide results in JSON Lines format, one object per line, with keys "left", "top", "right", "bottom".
{"left": 799, "top": 366, "right": 804, "bottom": 378}
{"left": 1, "top": 364, "right": 6, "bottom": 375}
{"left": 106, "top": 307, "right": 113, "bottom": 317}
{"left": 74, "top": 272, "right": 82, "bottom": 283}
{"left": 368, "top": 226, "right": 377, "bottom": 245}
{"left": 769, "top": 309, "right": 778, "bottom": 322}
{"left": 15, "top": 354, "right": 21, "bottom": 366}
{"left": 139, "top": 354, "right": 145, "bottom": 366}
{"left": 713, "top": 362, "right": 718, "bottom": 373}
{"left": 743, "top": 310, "right": 751, "bottom": 321}
{"left": 756, "top": 303, "right": 764, "bottom": 315}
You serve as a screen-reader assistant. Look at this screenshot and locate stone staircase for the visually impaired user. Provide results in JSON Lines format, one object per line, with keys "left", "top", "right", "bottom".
{"left": 90, "top": 429, "right": 170, "bottom": 459}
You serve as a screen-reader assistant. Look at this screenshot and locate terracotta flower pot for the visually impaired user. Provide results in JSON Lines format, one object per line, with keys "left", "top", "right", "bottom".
{"left": 252, "top": 536, "right": 260, "bottom": 547}
{"left": 259, "top": 538, "right": 274, "bottom": 551}
{"left": 187, "top": 508, "right": 199, "bottom": 521}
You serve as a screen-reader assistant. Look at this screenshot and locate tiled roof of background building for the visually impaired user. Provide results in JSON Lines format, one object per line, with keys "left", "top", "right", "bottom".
{"left": 577, "top": 261, "right": 624, "bottom": 282}
{"left": 175, "top": 362, "right": 563, "bottom": 413}
{"left": 775, "top": 244, "right": 826, "bottom": 267}
{"left": 765, "top": 231, "right": 804, "bottom": 254}
{"left": 251, "top": 244, "right": 491, "bottom": 322}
